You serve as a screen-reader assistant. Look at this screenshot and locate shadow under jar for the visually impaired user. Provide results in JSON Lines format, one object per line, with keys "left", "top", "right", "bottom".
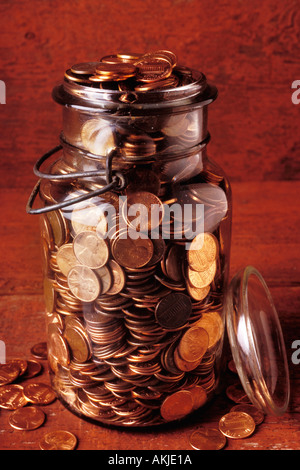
{"left": 29, "top": 54, "right": 233, "bottom": 427}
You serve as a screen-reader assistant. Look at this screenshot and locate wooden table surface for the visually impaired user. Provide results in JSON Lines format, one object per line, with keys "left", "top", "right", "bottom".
{"left": 0, "top": 180, "right": 299, "bottom": 451}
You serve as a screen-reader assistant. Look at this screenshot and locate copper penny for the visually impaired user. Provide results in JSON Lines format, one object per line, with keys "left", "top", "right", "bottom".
{"left": 9, "top": 406, "right": 45, "bottom": 430}
{"left": 94, "top": 265, "right": 112, "bottom": 294}
{"left": 22, "top": 360, "right": 43, "bottom": 379}
{"left": 174, "top": 347, "right": 201, "bottom": 372}
{"left": 155, "top": 292, "right": 192, "bottom": 329}
{"left": 187, "top": 232, "right": 218, "bottom": 272}
{"left": 230, "top": 404, "right": 265, "bottom": 425}
{"left": 95, "top": 61, "right": 136, "bottom": 77}
{"left": 0, "top": 363, "right": 20, "bottom": 386}
{"left": 187, "top": 260, "right": 217, "bottom": 288}
{"left": 195, "top": 311, "right": 224, "bottom": 350}
{"left": 48, "top": 332, "right": 70, "bottom": 368}
{"left": 189, "top": 385, "right": 208, "bottom": 410}
{"left": 178, "top": 326, "right": 209, "bottom": 363}
{"left": 39, "top": 430, "right": 78, "bottom": 450}
{"left": 0, "top": 384, "right": 28, "bottom": 410}
{"left": 189, "top": 427, "right": 226, "bottom": 450}
{"left": 64, "top": 327, "right": 90, "bottom": 363}
{"left": 73, "top": 231, "right": 109, "bottom": 269}
{"left": 56, "top": 244, "right": 78, "bottom": 276}
{"left": 135, "top": 53, "right": 172, "bottom": 83}
{"left": 106, "top": 260, "right": 126, "bottom": 295}
{"left": 160, "top": 390, "right": 194, "bottom": 421}
{"left": 112, "top": 235, "right": 154, "bottom": 269}
{"left": 123, "top": 191, "right": 164, "bottom": 232}
{"left": 23, "top": 382, "right": 56, "bottom": 405}
{"left": 219, "top": 411, "right": 256, "bottom": 439}
{"left": 7, "top": 359, "right": 28, "bottom": 376}
{"left": 30, "top": 341, "right": 48, "bottom": 360}
{"left": 71, "top": 62, "right": 99, "bottom": 75}
{"left": 226, "top": 383, "right": 251, "bottom": 404}
{"left": 186, "top": 282, "right": 210, "bottom": 301}
{"left": 67, "top": 265, "right": 101, "bottom": 302}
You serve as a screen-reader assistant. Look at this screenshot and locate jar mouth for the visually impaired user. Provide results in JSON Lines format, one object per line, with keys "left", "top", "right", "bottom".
{"left": 52, "top": 68, "right": 218, "bottom": 113}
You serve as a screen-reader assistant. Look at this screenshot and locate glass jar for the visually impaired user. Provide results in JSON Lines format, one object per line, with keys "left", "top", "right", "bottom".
{"left": 27, "top": 55, "right": 234, "bottom": 427}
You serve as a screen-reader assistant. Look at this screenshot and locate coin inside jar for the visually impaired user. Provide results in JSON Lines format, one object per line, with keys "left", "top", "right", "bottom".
{"left": 67, "top": 265, "right": 101, "bottom": 302}
{"left": 73, "top": 231, "right": 109, "bottom": 269}
{"left": 187, "top": 232, "right": 218, "bottom": 272}
{"left": 160, "top": 390, "right": 194, "bottom": 421}
{"left": 177, "top": 326, "right": 209, "bottom": 363}
{"left": 155, "top": 292, "right": 192, "bottom": 329}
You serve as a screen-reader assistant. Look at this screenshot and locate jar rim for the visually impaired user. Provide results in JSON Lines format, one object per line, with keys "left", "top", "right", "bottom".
{"left": 52, "top": 68, "right": 218, "bottom": 113}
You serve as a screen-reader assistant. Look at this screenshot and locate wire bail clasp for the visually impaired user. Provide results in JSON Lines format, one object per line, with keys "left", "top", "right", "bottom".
{"left": 26, "top": 146, "right": 126, "bottom": 215}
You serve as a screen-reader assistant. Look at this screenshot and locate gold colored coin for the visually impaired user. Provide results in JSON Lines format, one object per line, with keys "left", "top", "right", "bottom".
{"left": 189, "top": 427, "right": 226, "bottom": 450}
{"left": 9, "top": 406, "right": 45, "bottom": 430}
{"left": 187, "top": 232, "right": 218, "bottom": 272}
{"left": 64, "top": 326, "right": 90, "bottom": 363}
{"left": 48, "top": 332, "right": 70, "bottom": 368}
{"left": 23, "top": 382, "right": 57, "bottom": 405}
{"left": 187, "top": 260, "right": 216, "bottom": 288}
{"left": 73, "top": 231, "right": 109, "bottom": 269}
{"left": 160, "top": 390, "right": 194, "bottom": 421}
{"left": 67, "top": 265, "right": 101, "bottom": 302}
{"left": 39, "top": 430, "right": 78, "bottom": 450}
{"left": 195, "top": 311, "right": 224, "bottom": 350}
{"left": 186, "top": 282, "right": 210, "bottom": 301}
{"left": 0, "top": 384, "right": 28, "bottom": 410}
{"left": 219, "top": 411, "right": 256, "bottom": 439}
{"left": 56, "top": 244, "right": 78, "bottom": 276}
{"left": 230, "top": 404, "right": 265, "bottom": 425}
{"left": 178, "top": 326, "right": 209, "bottom": 363}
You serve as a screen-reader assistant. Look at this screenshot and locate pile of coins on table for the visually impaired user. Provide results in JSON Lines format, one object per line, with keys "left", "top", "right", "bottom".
{"left": 188, "top": 361, "right": 266, "bottom": 450}
{"left": 0, "top": 343, "right": 78, "bottom": 449}
{"left": 36, "top": 50, "right": 231, "bottom": 427}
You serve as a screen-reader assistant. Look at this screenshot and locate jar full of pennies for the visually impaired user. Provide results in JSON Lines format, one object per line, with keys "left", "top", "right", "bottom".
{"left": 27, "top": 50, "right": 234, "bottom": 427}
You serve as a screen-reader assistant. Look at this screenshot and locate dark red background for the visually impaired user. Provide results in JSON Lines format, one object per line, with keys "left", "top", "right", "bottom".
{"left": 0, "top": 0, "right": 299, "bottom": 450}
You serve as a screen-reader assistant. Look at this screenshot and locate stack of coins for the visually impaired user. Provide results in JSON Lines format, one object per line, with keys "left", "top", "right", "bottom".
{"left": 61, "top": 50, "right": 210, "bottom": 160}
{"left": 37, "top": 51, "right": 230, "bottom": 427}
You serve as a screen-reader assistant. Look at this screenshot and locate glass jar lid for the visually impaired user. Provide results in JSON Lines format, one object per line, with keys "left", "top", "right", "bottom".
{"left": 225, "top": 266, "right": 290, "bottom": 416}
